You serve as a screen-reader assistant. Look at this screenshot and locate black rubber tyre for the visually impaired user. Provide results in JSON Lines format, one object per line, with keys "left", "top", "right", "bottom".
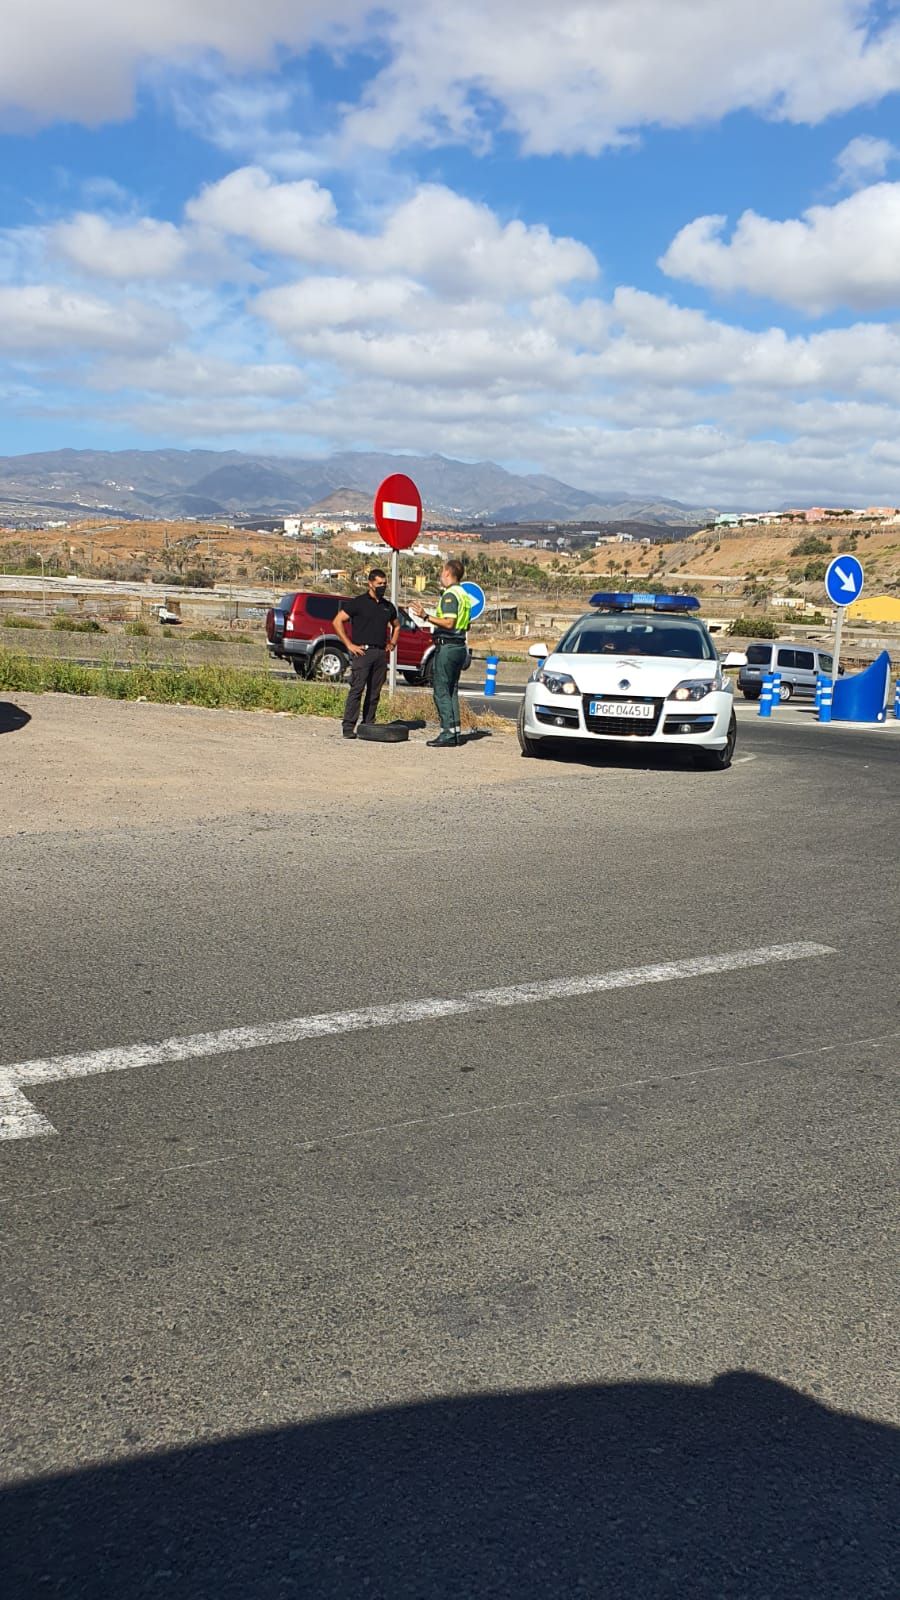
{"left": 291, "top": 658, "right": 308, "bottom": 677}
{"left": 401, "top": 670, "right": 422, "bottom": 686}
{"left": 778, "top": 681, "right": 794, "bottom": 702}
{"left": 420, "top": 658, "right": 434, "bottom": 688}
{"left": 741, "top": 688, "right": 759, "bottom": 700}
{"left": 693, "top": 712, "right": 737, "bottom": 770}
{"left": 517, "top": 701, "right": 546, "bottom": 758}
{"left": 310, "top": 644, "right": 349, "bottom": 683}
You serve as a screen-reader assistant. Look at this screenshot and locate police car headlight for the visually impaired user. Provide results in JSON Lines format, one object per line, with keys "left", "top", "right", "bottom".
{"left": 536, "top": 669, "right": 579, "bottom": 695}
{"left": 671, "top": 673, "right": 720, "bottom": 701}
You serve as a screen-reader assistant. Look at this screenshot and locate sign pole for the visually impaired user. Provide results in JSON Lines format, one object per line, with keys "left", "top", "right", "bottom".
{"left": 832, "top": 604, "right": 845, "bottom": 683}
{"left": 389, "top": 546, "right": 399, "bottom": 696}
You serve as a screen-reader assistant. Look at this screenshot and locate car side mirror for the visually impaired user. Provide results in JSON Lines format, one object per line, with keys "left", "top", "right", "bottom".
{"left": 721, "top": 651, "right": 746, "bottom": 667}
{"left": 528, "top": 643, "right": 549, "bottom": 659}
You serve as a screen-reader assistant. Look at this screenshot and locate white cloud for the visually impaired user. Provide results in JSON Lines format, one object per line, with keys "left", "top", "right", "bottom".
{"left": 659, "top": 183, "right": 900, "bottom": 313}
{"left": 189, "top": 168, "right": 597, "bottom": 296}
{"left": 52, "top": 213, "right": 188, "bottom": 279}
{"left": 834, "top": 134, "right": 899, "bottom": 189}
{"left": 0, "top": 285, "right": 178, "bottom": 353}
{"left": 186, "top": 167, "right": 338, "bottom": 257}
{"left": 4, "top": 1, "right": 900, "bottom": 161}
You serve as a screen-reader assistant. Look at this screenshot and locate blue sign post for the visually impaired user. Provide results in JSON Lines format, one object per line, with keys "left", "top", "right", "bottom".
{"left": 460, "top": 582, "right": 486, "bottom": 621}
{"left": 824, "top": 554, "right": 864, "bottom": 682}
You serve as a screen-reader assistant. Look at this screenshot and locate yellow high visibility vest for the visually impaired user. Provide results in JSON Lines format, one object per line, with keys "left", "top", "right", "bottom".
{"left": 434, "top": 584, "right": 472, "bottom": 633}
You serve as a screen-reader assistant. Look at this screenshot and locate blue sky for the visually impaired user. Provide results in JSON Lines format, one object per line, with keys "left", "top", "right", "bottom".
{"left": 3, "top": 1, "right": 900, "bottom": 506}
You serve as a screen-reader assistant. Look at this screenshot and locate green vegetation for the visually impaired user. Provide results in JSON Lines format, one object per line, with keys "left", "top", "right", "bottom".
{"left": 3, "top": 614, "right": 44, "bottom": 629}
{"left": 729, "top": 615, "right": 779, "bottom": 638}
{"left": 803, "top": 559, "right": 828, "bottom": 582}
{"left": 123, "top": 619, "right": 150, "bottom": 636}
{"left": 789, "top": 535, "right": 832, "bottom": 557}
{"left": 0, "top": 650, "right": 510, "bottom": 731}
{"left": 189, "top": 628, "right": 226, "bottom": 642}
{"left": 51, "top": 615, "right": 106, "bottom": 633}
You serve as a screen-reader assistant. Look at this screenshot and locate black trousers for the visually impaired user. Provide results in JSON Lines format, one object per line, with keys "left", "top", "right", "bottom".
{"left": 343, "top": 647, "right": 388, "bottom": 729}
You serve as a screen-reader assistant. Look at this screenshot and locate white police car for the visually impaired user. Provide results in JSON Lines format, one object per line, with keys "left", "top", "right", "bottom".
{"left": 518, "top": 593, "right": 739, "bottom": 769}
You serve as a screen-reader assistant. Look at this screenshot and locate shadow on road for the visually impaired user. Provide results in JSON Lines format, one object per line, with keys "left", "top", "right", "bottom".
{"left": 0, "top": 701, "right": 31, "bottom": 736}
{"left": 3, "top": 1372, "right": 897, "bottom": 1598}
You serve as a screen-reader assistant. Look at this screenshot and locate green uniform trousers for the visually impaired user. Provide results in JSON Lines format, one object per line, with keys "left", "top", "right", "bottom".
{"left": 432, "top": 639, "right": 468, "bottom": 733}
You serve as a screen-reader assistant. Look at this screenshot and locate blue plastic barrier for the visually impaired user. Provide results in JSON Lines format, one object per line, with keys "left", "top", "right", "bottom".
{"left": 758, "top": 674, "right": 774, "bottom": 718}
{"left": 818, "top": 679, "right": 833, "bottom": 723}
{"left": 483, "top": 655, "right": 499, "bottom": 697}
{"left": 770, "top": 671, "right": 782, "bottom": 708}
{"left": 832, "top": 650, "right": 892, "bottom": 723}
{"left": 893, "top": 676, "right": 900, "bottom": 721}
{"left": 815, "top": 673, "right": 827, "bottom": 713}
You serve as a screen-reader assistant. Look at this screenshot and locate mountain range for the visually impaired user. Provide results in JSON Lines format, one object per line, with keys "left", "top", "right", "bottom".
{"left": 0, "top": 449, "right": 715, "bottom": 527}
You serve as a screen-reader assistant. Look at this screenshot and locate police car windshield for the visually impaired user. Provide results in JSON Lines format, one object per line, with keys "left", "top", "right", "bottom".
{"left": 558, "top": 614, "right": 715, "bottom": 660}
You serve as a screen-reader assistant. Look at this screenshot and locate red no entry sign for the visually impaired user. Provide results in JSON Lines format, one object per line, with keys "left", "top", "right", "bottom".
{"left": 373, "top": 473, "right": 423, "bottom": 550}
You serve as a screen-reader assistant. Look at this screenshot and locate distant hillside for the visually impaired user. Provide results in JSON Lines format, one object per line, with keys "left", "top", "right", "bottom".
{"left": 0, "top": 447, "right": 715, "bottom": 527}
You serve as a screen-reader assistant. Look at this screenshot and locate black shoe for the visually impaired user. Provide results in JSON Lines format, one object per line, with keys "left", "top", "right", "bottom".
{"left": 426, "top": 732, "right": 461, "bottom": 747}
{"left": 342, "top": 727, "right": 357, "bottom": 739}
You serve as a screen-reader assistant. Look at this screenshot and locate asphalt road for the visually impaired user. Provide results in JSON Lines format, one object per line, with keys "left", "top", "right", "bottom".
{"left": 1, "top": 715, "right": 898, "bottom": 1597}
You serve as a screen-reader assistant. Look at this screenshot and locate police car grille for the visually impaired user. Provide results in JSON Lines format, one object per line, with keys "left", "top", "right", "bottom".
{"left": 582, "top": 695, "right": 663, "bottom": 736}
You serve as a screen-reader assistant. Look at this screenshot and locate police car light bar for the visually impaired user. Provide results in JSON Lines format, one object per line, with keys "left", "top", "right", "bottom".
{"left": 589, "top": 591, "right": 701, "bottom": 612}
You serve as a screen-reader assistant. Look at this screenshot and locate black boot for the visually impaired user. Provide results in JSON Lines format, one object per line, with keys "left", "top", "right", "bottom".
{"left": 426, "top": 731, "right": 460, "bottom": 747}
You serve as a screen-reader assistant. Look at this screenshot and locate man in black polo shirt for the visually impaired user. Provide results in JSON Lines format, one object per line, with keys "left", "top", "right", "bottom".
{"left": 334, "top": 569, "right": 399, "bottom": 739}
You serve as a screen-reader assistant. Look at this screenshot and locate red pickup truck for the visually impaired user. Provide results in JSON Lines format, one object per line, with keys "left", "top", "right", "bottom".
{"left": 265, "top": 591, "right": 472, "bottom": 685}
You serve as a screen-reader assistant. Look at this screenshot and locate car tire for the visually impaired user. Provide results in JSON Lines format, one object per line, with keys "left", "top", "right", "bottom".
{"left": 290, "top": 659, "right": 309, "bottom": 677}
{"left": 693, "top": 712, "right": 736, "bottom": 771}
{"left": 778, "top": 681, "right": 793, "bottom": 702}
{"left": 401, "top": 670, "right": 422, "bottom": 686}
{"left": 420, "top": 658, "right": 434, "bottom": 688}
{"left": 517, "top": 702, "right": 545, "bottom": 758}
{"left": 741, "top": 688, "right": 759, "bottom": 700}
{"left": 310, "top": 644, "right": 349, "bottom": 683}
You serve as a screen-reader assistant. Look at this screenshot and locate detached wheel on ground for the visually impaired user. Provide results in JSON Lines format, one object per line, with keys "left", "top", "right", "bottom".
{"left": 310, "top": 644, "right": 349, "bottom": 683}
{"left": 517, "top": 701, "right": 546, "bottom": 758}
{"left": 693, "top": 712, "right": 737, "bottom": 771}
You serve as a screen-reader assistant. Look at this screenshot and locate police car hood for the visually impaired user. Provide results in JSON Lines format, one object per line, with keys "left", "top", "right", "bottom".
{"left": 545, "top": 651, "right": 719, "bottom": 696}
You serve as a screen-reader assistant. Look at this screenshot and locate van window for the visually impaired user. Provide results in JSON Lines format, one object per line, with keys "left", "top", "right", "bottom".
{"left": 819, "top": 653, "right": 833, "bottom": 674}
{"left": 277, "top": 594, "right": 296, "bottom": 612}
{"left": 794, "top": 650, "right": 815, "bottom": 671}
{"left": 776, "top": 648, "right": 797, "bottom": 669}
{"left": 745, "top": 644, "right": 772, "bottom": 665}
{"left": 305, "top": 595, "right": 341, "bottom": 620}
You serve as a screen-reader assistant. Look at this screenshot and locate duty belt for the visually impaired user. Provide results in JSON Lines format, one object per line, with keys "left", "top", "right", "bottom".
{"left": 434, "top": 632, "right": 467, "bottom": 645}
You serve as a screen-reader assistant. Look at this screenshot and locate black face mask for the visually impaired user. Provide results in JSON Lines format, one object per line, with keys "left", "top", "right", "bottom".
{"left": 372, "top": 584, "right": 387, "bottom": 596}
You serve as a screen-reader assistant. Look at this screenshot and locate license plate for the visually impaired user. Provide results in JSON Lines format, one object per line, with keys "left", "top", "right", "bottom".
{"left": 589, "top": 700, "right": 654, "bottom": 718}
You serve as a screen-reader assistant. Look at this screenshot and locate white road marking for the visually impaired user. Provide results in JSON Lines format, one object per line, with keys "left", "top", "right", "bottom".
{"left": 381, "top": 500, "right": 419, "bottom": 522}
{"left": 0, "top": 941, "right": 834, "bottom": 1142}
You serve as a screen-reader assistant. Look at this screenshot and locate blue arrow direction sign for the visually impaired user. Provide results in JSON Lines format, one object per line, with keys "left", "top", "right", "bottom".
{"left": 825, "top": 554, "right": 864, "bottom": 607}
{"left": 461, "top": 581, "right": 486, "bottom": 620}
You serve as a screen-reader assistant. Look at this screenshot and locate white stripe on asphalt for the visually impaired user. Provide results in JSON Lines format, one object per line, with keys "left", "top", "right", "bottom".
{"left": 0, "top": 942, "right": 834, "bottom": 1141}
{"left": 381, "top": 500, "right": 419, "bottom": 522}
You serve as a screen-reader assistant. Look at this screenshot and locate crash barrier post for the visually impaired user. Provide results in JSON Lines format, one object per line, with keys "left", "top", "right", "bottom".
{"left": 818, "top": 678, "right": 833, "bottom": 724}
{"left": 770, "top": 671, "right": 782, "bottom": 709}
{"left": 483, "top": 655, "right": 499, "bottom": 697}
{"left": 894, "top": 677, "right": 900, "bottom": 720}
{"left": 815, "top": 673, "right": 828, "bottom": 714}
{"left": 758, "top": 674, "right": 774, "bottom": 718}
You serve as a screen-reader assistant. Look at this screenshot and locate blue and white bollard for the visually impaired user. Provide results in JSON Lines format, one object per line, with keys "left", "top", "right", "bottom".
{"left": 819, "top": 678, "right": 833, "bottom": 723}
{"left": 758, "top": 673, "right": 774, "bottom": 718}
{"left": 815, "top": 673, "right": 827, "bottom": 713}
{"left": 894, "top": 677, "right": 900, "bottom": 720}
{"left": 770, "top": 671, "right": 782, "bottom": 708}
{"left": 483, "top": 655, "right": 499, "bottom": 697}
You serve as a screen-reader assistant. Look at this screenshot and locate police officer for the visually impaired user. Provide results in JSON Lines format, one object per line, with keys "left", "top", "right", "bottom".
{"left": 411, "top": 558, "right": 472, "bottom": 748}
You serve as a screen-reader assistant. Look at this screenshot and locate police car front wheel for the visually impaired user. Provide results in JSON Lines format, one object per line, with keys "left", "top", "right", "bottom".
{"left": 692, "top": 712, "right": 736, "bottom": 770}
{"left": 517, "top": 704, "right": 546, "bottom": 758}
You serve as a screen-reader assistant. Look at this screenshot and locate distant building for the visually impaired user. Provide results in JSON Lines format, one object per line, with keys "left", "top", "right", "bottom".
{"left": 283, "top": 517, "right": 303, "bottom": 537}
